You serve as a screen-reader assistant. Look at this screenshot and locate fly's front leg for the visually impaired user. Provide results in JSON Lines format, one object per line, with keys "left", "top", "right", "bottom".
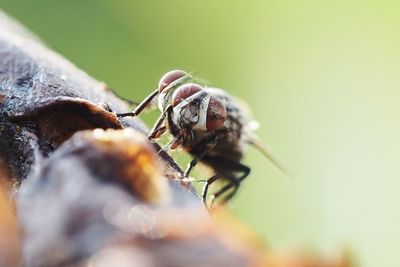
{"left": 148, "top": 113, "right": 167, "bottom": 140}
{"left": 117, "top": 89, "right": 159, "bottom": 118}
{"left": 148, "top": 105, "right": 173, "bottom": 140}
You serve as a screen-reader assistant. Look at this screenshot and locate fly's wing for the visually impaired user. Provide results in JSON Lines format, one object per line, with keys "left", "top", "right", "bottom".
{"left": 247, "top": 136, "right": 290, "bottom": 177}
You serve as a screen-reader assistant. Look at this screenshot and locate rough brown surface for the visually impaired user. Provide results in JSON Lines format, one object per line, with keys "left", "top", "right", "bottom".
{"left": 18, "top": 129, "right": 266, "bottom": 267}
{"left": 0, "top": 12, "right": 144, "bottom": 184}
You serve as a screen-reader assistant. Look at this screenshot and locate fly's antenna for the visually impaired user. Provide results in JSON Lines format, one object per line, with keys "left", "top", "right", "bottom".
{"left": 247, "top": 137, "right": 291, "bottom": 180}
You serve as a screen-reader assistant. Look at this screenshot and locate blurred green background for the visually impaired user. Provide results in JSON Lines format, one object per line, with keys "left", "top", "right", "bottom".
{"left": 2, "top": 1, "right": 400, "bottom": 266}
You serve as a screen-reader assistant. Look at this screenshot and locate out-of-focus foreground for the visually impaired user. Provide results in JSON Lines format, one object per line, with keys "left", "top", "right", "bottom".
{"left": 0, "top": 183, "right": 20, "bottom": 267}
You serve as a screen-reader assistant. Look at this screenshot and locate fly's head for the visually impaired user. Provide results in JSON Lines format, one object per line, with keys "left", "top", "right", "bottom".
{"left": 171, "top": 83, "right": 227, "bottom": 134}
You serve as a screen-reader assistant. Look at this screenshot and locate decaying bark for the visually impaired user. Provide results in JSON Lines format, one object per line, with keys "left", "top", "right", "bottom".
{"left": 0, "top": 11, "right": 145, "bottom": 185}
{"left": 18, "top": 129, "right": 267, "bottom": 267}
{"left": 0, "top": 11, "right": 352, "bottom": 267}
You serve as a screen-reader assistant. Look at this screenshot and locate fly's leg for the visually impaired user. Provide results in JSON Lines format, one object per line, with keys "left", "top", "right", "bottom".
{"left": 211, "top": 162, "right": 250, "bottom": 207}
{"left": 184, "top": 158, "right": 199, "bottom": 178}
{"left": 199, "top": 155, "right": 251, "bottom": 208}
{"left": 184, "top": 137, "right": 219, "bottom": 178}
{"left": 148, "top": 105, "right": 173, "bottom": 139}
{"left": 214, "top": 181, "right": 239, "bottom": 206}
{"left": 117, "top": 89, "right": 159, "bottom": 118}
{"left": 202, "top": 175, "right": 220, "bottom": 207}
{"left": 149, "top": 116, "right": 166, "bottom": 139}
{"left": 184, "top": 129, "right": 227, "bottom": 178}
{"left": 150, "top": 126, "right": 168, "bottom": 140}
{"left": 150, "top": 105, "right": 180, "bottom": 155}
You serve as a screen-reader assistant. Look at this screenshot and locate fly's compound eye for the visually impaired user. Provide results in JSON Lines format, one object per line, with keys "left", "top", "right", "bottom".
{"left": 158, "top": 70, "right": 189, "bottom": 93}
{"left": 172, "top": 83, "right": 204, "bottom": 107}
{"left": 206, "top": 97, "right": 227, "bottom": 131}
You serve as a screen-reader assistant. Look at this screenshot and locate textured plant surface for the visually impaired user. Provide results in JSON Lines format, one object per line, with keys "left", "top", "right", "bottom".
{"left": 0, "top": 11, "right": 352, "bottom": 267}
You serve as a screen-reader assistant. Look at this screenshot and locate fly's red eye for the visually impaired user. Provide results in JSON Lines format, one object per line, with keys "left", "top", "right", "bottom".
{"left": 158, "top": 70, "right": 188, "bottom": 92}
{"left": 172, "top": 83, "right": 203, "bottom": 107}
{"left": 206, "top": 97, "right": 227, "bottom": 131}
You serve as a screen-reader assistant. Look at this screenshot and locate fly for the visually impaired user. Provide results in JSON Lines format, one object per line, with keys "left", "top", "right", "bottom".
{"left": 117, "top": 70, "right": 286, "bottom": 208}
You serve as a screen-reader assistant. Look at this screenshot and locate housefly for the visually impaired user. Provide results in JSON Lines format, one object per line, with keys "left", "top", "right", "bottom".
{"left": 117, "top": 70, "right": 285, "bottom": 208}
